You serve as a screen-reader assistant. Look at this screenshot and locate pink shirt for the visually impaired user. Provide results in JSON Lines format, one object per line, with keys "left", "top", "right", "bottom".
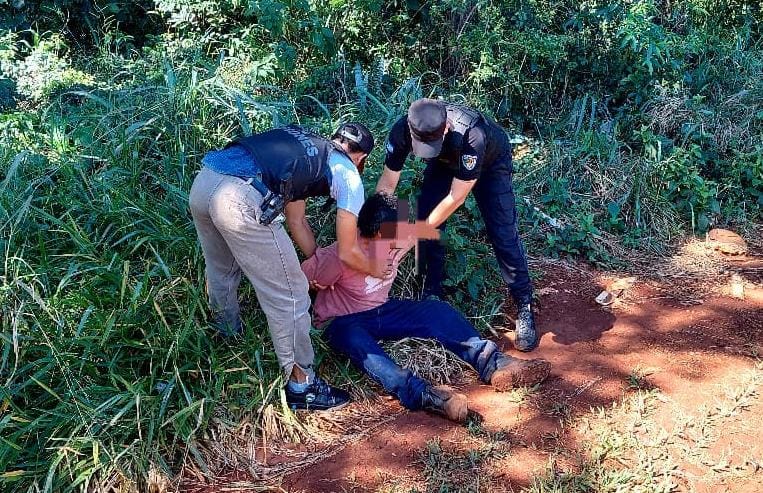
{"left": 301, "top": 238, "right": 414, "bottom": 326}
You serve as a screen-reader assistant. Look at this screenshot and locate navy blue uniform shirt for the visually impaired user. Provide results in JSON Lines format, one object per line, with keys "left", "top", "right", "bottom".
{"left": 383, "top": 106, "right": 511, "bottom": 181}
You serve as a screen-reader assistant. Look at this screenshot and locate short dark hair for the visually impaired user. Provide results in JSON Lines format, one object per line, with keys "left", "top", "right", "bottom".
{"left": 358, "top": 192, "right": 398, "bottom": 238}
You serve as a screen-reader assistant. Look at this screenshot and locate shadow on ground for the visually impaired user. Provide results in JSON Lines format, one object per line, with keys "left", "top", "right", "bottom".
{"left": 279, "top": 256, "right": 763, "bottom": 493}
{"left": 182, "top": 242, "right": 763, "bottom": 493}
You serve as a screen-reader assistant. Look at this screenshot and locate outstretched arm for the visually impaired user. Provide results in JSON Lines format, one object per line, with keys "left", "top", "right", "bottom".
{"left": 425, "top": 177, "right": 477, "bottom": 228}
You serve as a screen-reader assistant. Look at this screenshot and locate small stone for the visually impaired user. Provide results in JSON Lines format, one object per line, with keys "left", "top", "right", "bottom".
{"left": 595, "top": 290, "right": 616, "bottom": 305}
{"left": 707, "top": 228, "right": 748, "bottom": 255}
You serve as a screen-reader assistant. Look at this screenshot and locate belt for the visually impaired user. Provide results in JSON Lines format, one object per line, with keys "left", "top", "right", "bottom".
{"left": 235, "top": 158, "right": 274, "bottom": 201}
{"left": 243, "top": 174, "right": 271, "bottom": 198}
{"left": 240, "top": 171, "right": 288, "bottom": 226}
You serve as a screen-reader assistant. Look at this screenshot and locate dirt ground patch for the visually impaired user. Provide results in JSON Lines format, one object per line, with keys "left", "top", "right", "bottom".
{"left": 181, "top": 235, "right": 763, "bottom": 493}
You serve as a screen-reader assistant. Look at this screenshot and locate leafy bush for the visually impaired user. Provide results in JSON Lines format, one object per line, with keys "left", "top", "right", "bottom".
{"left": 0, "top": 32, "right": 95, "bottom": 102}
{"left": 0, "top": 1, "right": 761, "bottom": 490}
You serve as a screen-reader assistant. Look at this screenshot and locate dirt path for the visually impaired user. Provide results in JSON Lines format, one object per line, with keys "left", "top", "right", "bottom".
{"left": 281, "top": 255, "right": 763, "bottom": 492}
{"left": 181, "top": 239, "right": 763, "bottom": 492}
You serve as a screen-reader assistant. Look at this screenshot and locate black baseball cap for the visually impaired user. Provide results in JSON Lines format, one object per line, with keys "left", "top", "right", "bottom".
{"left": 334, "top": 122, "right": 375, "bottom": 154}
{"left": 407, "top": 98, "right": 447, "bottom": 158}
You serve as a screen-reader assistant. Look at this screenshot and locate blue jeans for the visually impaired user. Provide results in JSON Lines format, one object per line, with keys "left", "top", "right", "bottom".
{"left": 323, "top": 299, "right": 505, "bottom": 410}
{"left": 417, "top": 153, "right": 533, "bottom": 305}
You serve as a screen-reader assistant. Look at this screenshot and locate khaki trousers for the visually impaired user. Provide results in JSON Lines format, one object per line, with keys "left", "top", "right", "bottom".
{"left": 189, "top": 167, "right": 315, "bottom": 380}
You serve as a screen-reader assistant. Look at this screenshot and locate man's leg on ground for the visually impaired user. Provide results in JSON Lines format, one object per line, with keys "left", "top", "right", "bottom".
{"left": 371, "top": 299, "right": 503, "bottom": 382}
{"left": 325, "top": 311, "right": 467, "bottom": 421}
{"left": 324, "top": 311, "right": 429, "bottom": 410}
{"left": 416, "top": 163, "right": 454, "bottom": 299}
{"left": 189, "top": 167, "right": 243, "bottom": 335}
{"left": 375, "top": 299, "right": 550, "bottom": 389}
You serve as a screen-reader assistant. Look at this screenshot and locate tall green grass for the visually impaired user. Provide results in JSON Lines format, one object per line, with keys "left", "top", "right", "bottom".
{"left": 0, "top": 62, "right": 306, "bottom": 490}
{"left": 1, "top": 12, "right": 761, "bottom": 490}
{"left": 0, "top": 52, "right": 448, "bottom": 490}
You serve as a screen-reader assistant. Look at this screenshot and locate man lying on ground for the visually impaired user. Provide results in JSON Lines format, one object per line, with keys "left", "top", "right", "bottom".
{"left": 301, "top": 192, "right": 551, "bottom": 422}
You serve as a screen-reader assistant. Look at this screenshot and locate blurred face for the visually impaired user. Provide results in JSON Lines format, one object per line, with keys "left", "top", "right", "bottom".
{"left": 364, "top": 223, "right": 400, "bottom": 259}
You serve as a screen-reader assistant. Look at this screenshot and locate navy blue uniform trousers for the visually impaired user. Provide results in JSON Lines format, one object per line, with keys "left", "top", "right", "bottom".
{"left": 323, "top": 299, "right": 505, "bottom": 410}
{"left": 417, "top": 152, "right": 532, "bottom": 304}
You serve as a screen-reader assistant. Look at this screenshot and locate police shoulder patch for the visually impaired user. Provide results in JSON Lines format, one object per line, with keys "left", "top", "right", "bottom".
{"left": 461, "top": 154, "right": 478, "bottom": 170}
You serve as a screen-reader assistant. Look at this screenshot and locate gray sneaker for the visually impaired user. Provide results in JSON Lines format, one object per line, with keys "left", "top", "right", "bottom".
{"left": 515, "top": 304, "right": 539, "bottom": 352}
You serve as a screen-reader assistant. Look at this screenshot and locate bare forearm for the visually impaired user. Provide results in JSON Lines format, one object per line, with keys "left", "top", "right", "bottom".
{"left": 289, "top": 218, "right": 317, "bottom": 257}
{"left": 426, "top": 178, "right": 476, "bottom": 228}
{"left": 284, "top": 200, "right": 316, "bottom": 257}
{"left": 375, "top": 167, "right": 401, "bottom": 194}
{"left": 427, "top": 194, "right": 465, "bottom": 229}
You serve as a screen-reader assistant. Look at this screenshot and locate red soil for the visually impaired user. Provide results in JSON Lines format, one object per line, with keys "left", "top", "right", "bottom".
{"left": 185, "top": 248, "right": 763, "bottom": 493}
{"left": 283, "top": 262, "right": 763, "bottom": 492}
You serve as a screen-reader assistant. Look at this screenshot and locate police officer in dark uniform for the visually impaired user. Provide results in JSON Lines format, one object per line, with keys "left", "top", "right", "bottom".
{"left": 376, "top": 98, "right": 539, "bottom": 351}
{"left": 190, "top": 123, "right": 386, "bottom": 410}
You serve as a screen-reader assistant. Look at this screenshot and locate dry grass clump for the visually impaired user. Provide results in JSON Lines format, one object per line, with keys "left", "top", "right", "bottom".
{"left": 383, "top": 337, "right": 473, "bottom": 385}
{"left": 180, "top": 400, "right": 401, "bottom": 489}
{"left": 629, "top": 238, "right": 729, "bottom": 302}
{"left": 664, "top": 239, "right": 729, "bottom": 277}
{"left": 644, "top": 92, "right": 697, "bottom": 139}
{"left": 146, "top": 465, "right": 175, "bottom": 493}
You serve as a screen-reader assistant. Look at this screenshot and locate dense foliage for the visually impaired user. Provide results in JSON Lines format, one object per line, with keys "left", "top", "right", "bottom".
{"left": 1, "top": 0, "right": 760, "bottom": 490}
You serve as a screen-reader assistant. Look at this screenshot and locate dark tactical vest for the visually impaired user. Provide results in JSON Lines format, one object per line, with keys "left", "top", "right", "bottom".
{"left": 231, "top": 125, "right": 348, "bottom": 202}
{"left": 445, "top": 104, "right": 482, "bottom": 152}
{"left": 431, "top": 104, "right": 483, "bottom": 171}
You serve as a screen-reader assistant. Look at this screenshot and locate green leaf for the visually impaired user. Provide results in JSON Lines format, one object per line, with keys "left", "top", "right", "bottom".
{"left": 607, "top": 202, "right": 621, "bottom": 221}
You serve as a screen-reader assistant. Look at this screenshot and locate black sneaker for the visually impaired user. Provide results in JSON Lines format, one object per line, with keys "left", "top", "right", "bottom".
{"left": 515, "top": 304, "right": 539, "bottom": 352}
{"left": 285, "top": 377, "right": 351, "bottom": 411}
